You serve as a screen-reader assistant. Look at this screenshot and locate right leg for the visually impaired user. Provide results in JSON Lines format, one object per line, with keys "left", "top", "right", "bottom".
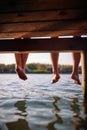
{"left": 71, "top": 52, "right": 81, "bottom": 84}
{"left": 50, "top": 52, "right": 60, "bottom": 83}
{"left": 15, "top": 53, "right": 29, "bottom": 80}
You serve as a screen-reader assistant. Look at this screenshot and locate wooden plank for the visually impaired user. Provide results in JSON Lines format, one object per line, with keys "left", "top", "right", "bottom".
{"left": 0, "top": 20, "right": 87, "bottom": 33}
{"left": 0, "top": 0, "right": 87, "bottom": 13}
{"left": 0, "top": 30, "right": 87, "bottom": 39}
{"left": 0, "top": 9, "right": 87, "bottom": 23}
{"left": 0, "top": 38, "right": 87, "bottom": 52}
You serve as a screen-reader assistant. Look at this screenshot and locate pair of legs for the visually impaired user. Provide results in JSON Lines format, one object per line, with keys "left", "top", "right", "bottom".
{"left": 50, "top": 52, "right": 81, "bottom": 84}
{"left": 15, "top": 52, "right": 81, "bottom": 84}
{"left": 15, "top": 53, "right": 29, "bottom": 80}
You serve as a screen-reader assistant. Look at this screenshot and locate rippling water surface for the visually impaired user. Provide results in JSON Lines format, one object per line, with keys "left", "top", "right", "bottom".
{"left": 0, "top": 74, "right": 87, "bottom": 130}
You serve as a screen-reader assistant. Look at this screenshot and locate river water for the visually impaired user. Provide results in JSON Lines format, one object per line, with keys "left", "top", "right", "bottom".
{"left": 0, "top": 74, "right": 87, "bottom": 130}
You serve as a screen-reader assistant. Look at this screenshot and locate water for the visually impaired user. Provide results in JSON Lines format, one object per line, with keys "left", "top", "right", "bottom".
{"left": 0, "top": 74, "right": 87, "bottom": 130}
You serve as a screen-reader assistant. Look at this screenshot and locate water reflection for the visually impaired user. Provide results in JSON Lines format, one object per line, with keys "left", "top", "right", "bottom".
{"left": 6, "top": 119, "right": 31, "bottom": 130}
{"left": 70, "top": 98, "right": 80, "bottom": 117}
{"left": 71, "top": 99, "right": 87, "bottom": 130}
{"left": 46, "top": 96, "right": 63, "bottom": 130}
{"left": 5, "top": 100, "right": 31, "bottom": 130}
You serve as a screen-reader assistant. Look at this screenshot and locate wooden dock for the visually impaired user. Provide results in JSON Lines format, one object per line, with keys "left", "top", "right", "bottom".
{"left": 0, "top": 0, "right": 87, "bottom": 100}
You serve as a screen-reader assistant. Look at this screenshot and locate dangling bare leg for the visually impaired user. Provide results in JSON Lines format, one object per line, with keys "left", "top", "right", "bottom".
{"left": 15, "top": 53, "right": 29, "bottom": 80}
{"left": 71, "top": 52, "right": 81, "bottom": 84}
{"left": 50, "top": 52, "right": 60, "bottom": 83}
{"left": 21, "top": 53, "right": 29, "bottom": 69}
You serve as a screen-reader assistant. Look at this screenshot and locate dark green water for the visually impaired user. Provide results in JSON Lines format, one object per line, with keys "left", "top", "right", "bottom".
{"left": 0, "top": 74, "right": 86, "bottom": 130}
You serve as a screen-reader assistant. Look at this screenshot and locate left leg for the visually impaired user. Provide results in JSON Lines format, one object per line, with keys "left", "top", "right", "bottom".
{"left": 15, "top": 53, "right": 28, "bottom": 80}
{"left": 50, "top": 52, "right": 60, "bottom": 83}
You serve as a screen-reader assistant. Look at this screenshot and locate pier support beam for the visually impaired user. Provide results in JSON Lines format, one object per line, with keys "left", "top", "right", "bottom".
{"left": 81, "top": 50, "right": 87, "bottom": 101}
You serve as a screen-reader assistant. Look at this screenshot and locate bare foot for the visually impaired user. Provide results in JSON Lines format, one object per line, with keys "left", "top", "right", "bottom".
{"left": 71, "top": 74, "right": 81, "bottom": 85}
{"left": 15, "top": 66, "right": 27, "bottom": 80}
{"left": 51, "top": 74, "right": 60, "bottom": 84}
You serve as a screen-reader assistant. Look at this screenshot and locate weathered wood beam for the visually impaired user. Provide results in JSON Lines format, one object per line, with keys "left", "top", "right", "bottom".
{"left": 0, "top": 20, "right": 87, "bottom": 33}
{"left": 0, "top": 1, "right": 87, "bottom": 39}
{"left": 0, "top": 31, "right": 87, "bottom": 39}
{"left": 0, "top": 37, "right": 87, "bottom": 52}
{"left": 0, "top": 9, "right": 87, "bottom": 23}
{"left": 81, "top": 51, "right": 87, "bottom": 101}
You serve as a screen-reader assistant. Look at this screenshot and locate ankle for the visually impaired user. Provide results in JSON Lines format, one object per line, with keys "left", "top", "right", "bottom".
{"left": 53, "top": 73, "right": 60, "bottom": 79}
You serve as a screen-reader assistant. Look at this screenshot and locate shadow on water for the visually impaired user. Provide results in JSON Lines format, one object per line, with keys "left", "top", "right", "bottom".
{"left": 5, "top": 100, "right": 31, "bottom": 130}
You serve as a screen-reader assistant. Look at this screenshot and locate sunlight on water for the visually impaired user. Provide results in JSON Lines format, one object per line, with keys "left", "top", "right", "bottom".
{"left": 0, "top": 74, "right": 87, "bottom": 130}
